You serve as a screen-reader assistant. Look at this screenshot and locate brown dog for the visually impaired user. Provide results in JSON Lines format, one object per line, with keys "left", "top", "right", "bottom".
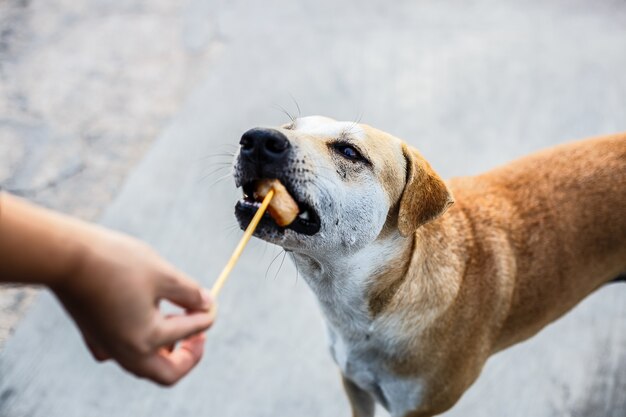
{"left": 233, "top": 116, "right": 626, "bottom": 417}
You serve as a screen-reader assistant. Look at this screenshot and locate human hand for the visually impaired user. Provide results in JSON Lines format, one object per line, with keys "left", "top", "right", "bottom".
{"left": 51, "top": 226, "right": 214, "bottom": 386}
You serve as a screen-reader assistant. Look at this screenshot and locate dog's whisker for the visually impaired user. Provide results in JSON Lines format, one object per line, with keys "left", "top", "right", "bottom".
{"left": 292, "top": 254, "right": 300, "bottom": 286}
{"left": 201, "top": 156, "right": 236, "bottom": 163}
{"left": 222, "top": 223, "right": 244, "bottom": 241}
{"left": 265, "top": 249, "right": 285, "bottom": 281}
{"left": 206, "top": 172, "right": 234, "bottom": 188}
{"left": 274, "top": 250, "right": 288, "bottom": 281}
{"left": 272, "top": 103, "right": 296, "bottom": 124}
{"left": 197, "top": 147, "right": 237, "bottom": 162}
{"left": 201, "top": 165, "right": 232, "bottom": 173}
{"left": 200, "top": 160, "right": 235, "bottom": 168}
{"left": 221, "top": 222, "right": 240, "bottom": 232}
{"left": 350, "top": 109, "right": 364, "bottom": 130}
{"left": 202, "top": 164, "right": 234, "bottom": 173}
{"left": 200, "top": 152, "right": 237, "bottom": 159}
{"left": 289, "top": 94, "right": 302, "bottom": 119}
{"left": 204, "top": 162, "right": 234, "bottom": 168}
{"left": 198, "top": 166, "right": 231, "bottom": 182}
{"left": 206, "top": 166, "right": 234, "bottom": 173}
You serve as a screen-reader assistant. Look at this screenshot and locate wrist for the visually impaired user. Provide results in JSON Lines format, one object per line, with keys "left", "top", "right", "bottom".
{"left": 46, "top": 218, "right": 91, "bottom": 290}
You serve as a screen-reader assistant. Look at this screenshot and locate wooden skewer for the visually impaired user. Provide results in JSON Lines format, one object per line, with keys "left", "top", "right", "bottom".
{"left": 210, "top": 189, "right": 275, "bottom": 299}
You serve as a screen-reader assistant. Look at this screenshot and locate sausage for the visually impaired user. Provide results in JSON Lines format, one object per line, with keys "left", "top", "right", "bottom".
{"left": 254, "top": 179, "right": 299, "bottom": 226}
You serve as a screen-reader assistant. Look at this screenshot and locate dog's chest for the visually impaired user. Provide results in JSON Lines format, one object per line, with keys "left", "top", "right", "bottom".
{"left": 296, "top": 247, "right": 424, "bottom": 416}
{"left": 326, "top": 323, "right": 425, "bottom": 416}
{"left": 315, "top": 288, "right": 387, "bottom": 390}
{"left": 327, "top": 324, "right": 376, "bottom": 382}
{"left": 318, "top": 291, "right": 424, "bottom": 415}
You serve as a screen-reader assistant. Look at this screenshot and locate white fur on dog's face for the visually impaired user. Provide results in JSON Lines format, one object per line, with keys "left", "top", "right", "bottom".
{"left": 233, "top": 116, "right": 408, "bottom": 257}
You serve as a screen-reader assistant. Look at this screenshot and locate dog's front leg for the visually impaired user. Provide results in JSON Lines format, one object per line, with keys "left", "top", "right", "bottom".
{"left": 342, "top": 375, "right": 375, "bottom": 417}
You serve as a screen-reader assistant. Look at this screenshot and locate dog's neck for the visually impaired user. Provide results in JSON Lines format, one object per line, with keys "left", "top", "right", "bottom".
{"left": 288, "top": 216, "right": 469, "bottom": 346}
{"left": 289, "top": 231, "right": 414, "bottom": 338}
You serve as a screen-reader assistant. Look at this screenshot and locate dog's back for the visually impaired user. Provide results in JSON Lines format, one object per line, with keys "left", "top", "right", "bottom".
{"left": 449, "top": 133, "right": 626, "bottom": 349}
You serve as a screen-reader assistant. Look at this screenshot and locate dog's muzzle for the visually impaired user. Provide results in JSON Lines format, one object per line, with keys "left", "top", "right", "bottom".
{"left": 234, "top": 128, "right": 321, "bottom": 236}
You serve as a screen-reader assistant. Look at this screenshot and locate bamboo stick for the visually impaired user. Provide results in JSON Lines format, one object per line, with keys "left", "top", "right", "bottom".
{"left": 210, "top": 190, "right": 274, "bottom": 298}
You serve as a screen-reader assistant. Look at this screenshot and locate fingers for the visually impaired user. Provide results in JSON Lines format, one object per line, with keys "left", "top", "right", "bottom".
{"left": 158, "top": 269, "right": 212, "bottom": 312}
{"left": 138, "top": 332, "right": 206, "bottom": 386}
{"left": 153, "top": 310, "right": 215, "bottom": 348}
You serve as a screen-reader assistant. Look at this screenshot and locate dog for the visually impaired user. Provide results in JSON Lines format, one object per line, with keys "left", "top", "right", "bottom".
{"left": 233, "top": 116, "right": 626, "bottom": 417}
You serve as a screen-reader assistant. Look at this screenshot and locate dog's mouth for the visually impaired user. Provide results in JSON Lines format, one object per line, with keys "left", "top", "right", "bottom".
{"left": 235, "top": 180, "right": 321, "bottom": 236}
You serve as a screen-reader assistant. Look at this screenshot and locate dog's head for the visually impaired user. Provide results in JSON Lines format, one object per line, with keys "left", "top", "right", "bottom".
{"left": 233, "top": 116, "right": 453, "bottom": 254}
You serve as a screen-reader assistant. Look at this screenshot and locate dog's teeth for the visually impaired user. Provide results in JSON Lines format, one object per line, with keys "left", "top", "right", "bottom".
{"left": 299, "top": 210, "right": 310, "bottom": 220}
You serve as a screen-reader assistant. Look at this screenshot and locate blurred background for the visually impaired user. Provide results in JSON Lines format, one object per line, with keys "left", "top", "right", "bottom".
{"left": 0, "top": 0, "right": 624, "bottom": 416}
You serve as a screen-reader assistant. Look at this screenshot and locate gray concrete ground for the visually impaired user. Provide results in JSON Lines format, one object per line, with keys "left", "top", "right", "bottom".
{"left": 0, "top": 0, "right": 221, "bottom": 347}
{"left": 1, "top": 0, "right": 625, "bottom": 416}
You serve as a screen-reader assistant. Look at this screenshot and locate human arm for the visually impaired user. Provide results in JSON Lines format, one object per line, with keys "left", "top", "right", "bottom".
{"left": 0, "top": 192, "right": 214, "bottom": 385}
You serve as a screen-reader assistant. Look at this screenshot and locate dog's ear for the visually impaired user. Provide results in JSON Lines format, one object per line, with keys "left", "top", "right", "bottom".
{"left": 398, "top": 144, "right": 454, "bottom": 237}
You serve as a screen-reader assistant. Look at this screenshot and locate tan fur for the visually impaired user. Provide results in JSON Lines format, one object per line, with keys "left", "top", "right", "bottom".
{"left": 370, "top": 133, "right": 626, "bottom": 416}
{"left": 239, "top": 118, "right": 626, "bottom": 417}
{"left": 397, "top": 144, "right": 455, "bottom": 236}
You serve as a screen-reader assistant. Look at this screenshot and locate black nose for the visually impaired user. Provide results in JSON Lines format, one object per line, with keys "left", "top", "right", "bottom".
{"left": 240, "top": 128, "right": 291, "bottom": 162}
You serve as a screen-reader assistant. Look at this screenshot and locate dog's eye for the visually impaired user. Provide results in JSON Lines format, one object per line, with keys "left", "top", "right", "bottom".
{"left": 334, "top": 144, "right": 363, "bottom": 161}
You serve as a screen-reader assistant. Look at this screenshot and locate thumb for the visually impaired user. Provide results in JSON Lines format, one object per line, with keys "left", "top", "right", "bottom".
{"left": 158, "top": 270, "right": 212, "bottom": 311}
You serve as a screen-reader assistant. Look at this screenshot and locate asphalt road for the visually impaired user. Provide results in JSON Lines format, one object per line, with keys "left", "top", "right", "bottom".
{"left": 1, "top": 0, "right": 625, "bottom": 416}
{"left": 0, "top": 0, "right": 217, "bottom": 346}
